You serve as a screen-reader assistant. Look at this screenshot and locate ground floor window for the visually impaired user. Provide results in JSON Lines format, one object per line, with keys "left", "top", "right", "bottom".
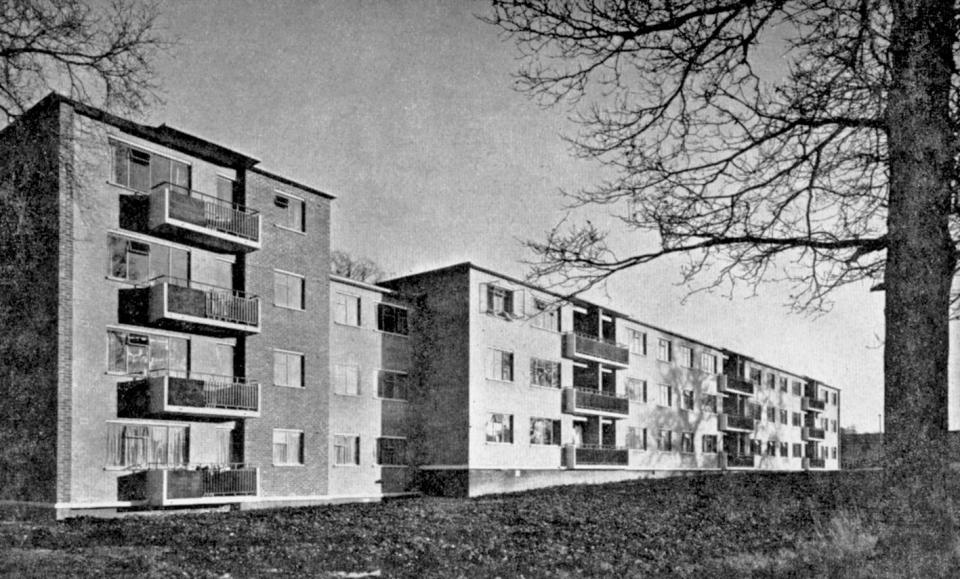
{"left": 106, "top": 422, "right": 188, "bottom": 468}
{"left": 627, "top": 427, "right": 647, "bottom": 450}
{"left": 333, "top": 435, "right": 359, "bottom": 465}
{"left": 680, "top": 432, "right": 694, "bottom": 453}
{"left": 486, "top": 413, "right": 514, "bottom": 443}
{"left": 529, "top": 418, "right": 561, "bottom": 445}
{"left": 377, "top": 437, "right": 406, "bottom": 465}
{"left": 702, "top": 434, "right": 717, "bottom": 453}
{"left": 273, "top": 429, "right": 304, "bottom": 465}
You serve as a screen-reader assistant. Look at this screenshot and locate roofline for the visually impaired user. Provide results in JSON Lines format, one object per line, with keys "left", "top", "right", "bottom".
{"left": 330, "top": 274, "right": 393, "bottom": 294}
{"left": 250, "top": 166, "right": 335, "bottom": 200}
{"left": 385, "top": 261, "right": 839, "bottom": 390}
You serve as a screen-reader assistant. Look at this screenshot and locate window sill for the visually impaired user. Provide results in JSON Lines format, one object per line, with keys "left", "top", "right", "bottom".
{"left": 379, "top": 464, "right": 409, "bottom": 468}
{"left": 274, "top": 384, "right": 305, "bottom": 389}
{"left": 273, "top": 463, "right": 306, "bottom": 468}
{"left": 333, "top": 321, "right": 363, "bottom": 329}
{"left": 332, "top": 463, "right": 360, "bottom": 468}
{"left": 377, "top": 397, "right": 409, "bottom": 403}
{"left": 484, "top": 441, "right": 514, "bottom": 446}
{"left": 274, "top": 304, "right": 306, "bottom": 312}
{"left": 334, "top": 392, "right": 362, "bottom": 398}
{"left": 486, "top": 378, "right": 515, "bottom": 385}
{"left": 529, "top": 384, "right": 562, "bottom": 392}
{"left": 375, "top": 329, "right": 410, "bottom": 339}
{"left": 274, "top": 224, "right": 307, "bottom": 235}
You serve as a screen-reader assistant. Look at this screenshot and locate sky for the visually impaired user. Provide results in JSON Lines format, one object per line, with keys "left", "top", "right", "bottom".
{"left": 139, "top": 0, "right": 885, "bottom": 432}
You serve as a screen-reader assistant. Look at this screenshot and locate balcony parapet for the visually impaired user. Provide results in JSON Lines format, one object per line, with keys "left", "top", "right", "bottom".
{"left": 119, "top": 276, "right": 260, "bottom": 336}
{"left": 717, "top": 374, "right": 755, "bottom": 396}
{"left": 719, "top": 413, "right": 756, "bottom": 432}
{"left": 719, "top": 452, "right": 756, "bottom": 469}
{"left": 563, "top": 444, "right": 629, "bottom": 468}
{"left": 120, "top": 370, "right": 260, "bottom": 418}
{"left": 802, "top": 427, "right": 826, "bottom": 441}
{"left": 562, "top": 332, "right": 630, "bottom": 368}
{"left": 802, "top": 397, "right": 827, "bottom": 413}
{"left": 147, "top": 182, "right": 261, "bottom": 252}
{"left": 562, "top": 387, "right": 629, "bottom": 417}
{"left": 803, "top": 457, "right": 826, "bottom": 469}
{"left": 118, "top": 464, "right": 259, "bottom": 506}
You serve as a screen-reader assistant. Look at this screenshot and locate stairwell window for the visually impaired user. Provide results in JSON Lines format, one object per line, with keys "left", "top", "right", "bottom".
{"left": 273, "top": 429, "right": 304, "bottom": 466}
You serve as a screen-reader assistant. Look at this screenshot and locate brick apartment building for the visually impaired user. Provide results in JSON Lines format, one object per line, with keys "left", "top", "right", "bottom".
{"left": 0, "top": 95, "right": 839, "bottom": 518}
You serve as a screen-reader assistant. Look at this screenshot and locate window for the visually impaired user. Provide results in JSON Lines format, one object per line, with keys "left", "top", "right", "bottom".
{"left": 680, "top": 432, "right": 694, "bottom": 453}
{"left": 530, "top": 358, "right": 561, "bottom": 388}
{"left": 630, "top": 330, "right": 647, "bottom": 356}
{"left": 626, "top": 378, "right": 647, "bottom": 402}
{"left": 657, "top": 430, "right": 673, "bottom": 452}
{"left": 531, "top": 299, "right": 560, "bottom": 331}
{"left": 333, "top": 435, "right": 359, "bottom": 465}
{"left": 106, "top": 422, "right": 188, "bottom": 467}
{"left": 678, "top": 346, "right": 694, "bottom": 368}
{"left": 112, "top": 141, "right": 190, "bottom": 193}
{"left": 767, "top": 407, "right": 777, "bottom": 422}
{"left": 831, "top": 419, "right": 837, "bottom": 433}
{"left": 657, "top": 339, "right": 673, "bottom": 362}
{"left": 750, "top": 368, "right": 762, "bottom": 384}
{"left": 274, "top": 271, "right": 304, "bottom": 310}
{"left": 377, "top": 304, "right": 409, "bottom": 335}
{"left": 766, "top": 373, "right": 776, "bottom": 389}
{"left": 486, "top": 413, "right": 514, "bottom": 443}
{"left": 275, "top": 193, "right": 305, "bottom": 232}
{"left": 702, "top": 434, "right": 718, "bottom": 454}
{"left": 273, "top": 429, "right": 305, "bottom": 465}
{"left": 487, "top": 349, "right": 514, "bottom": 382}
{"left": 378, "top": 370, "right": 407, "bottom": 400}
{"left": 793, "top": 443, "right": 803, "bottom": 458}
{"left": 627, "top": 427, "right": 647, "bottom": 450}
{"left": 659, "top": 384, "right": 674, "bottom": 408}
{"left": 108, "top": 235, "right": 190, "bottom": 283}
{"left": 822, "top": 446, "right": 829, "bottom": 459}
{"left": 766, "top": 441, "right": 778, "bottom": 456}
{"left": 274, "top": 351, "right": 304, "bottom": 388}
{"left": 334, "top": 293, "right": 361, "bottom": 326}
{"left": 831, "top": 392, "right": 838, "bottom": 405}
{"left": 792, "top": 412, "right": 802, "bottom": 427}
{"left": 529, "top": 418, "right": 561, "bottom": 445}
{"left": 779, "top": 377, "right": 788, "bottom": 392}
{"left": 107, "top": 330, "right": 188, "bottom": 376}
{"left": 792, "top": 381, "right": 803, "bottom": 396}
{"left": 702, "top": 394, "right": 718, "bottom": 413}
{"left": 681, "top": 389, "right": 694, "bottom": 411}
{"left": 377, "top": 438, "right": 407, "bottom": 465}
{"left": 486, "top": 285, "right": 514, "bottom": 316}
{"left": 701, "top": 352, "right": 718, "bottom": 374}
{"left": 831, "top": 447, "right": 837, "bottom": 459}
{"left": 779, "top": 409, "right": 788, "bottom": 425}
{"left": 821, "top": 418, "right": 829, "bottom": 430}
{"left": 750, "top": 439, "right": 762, "bottom": 455}
{"left": 333, "top": 364, "right": 360, "bottom": 395}
{"left": 780, "top": 442, "right": 789, "bottom": 456}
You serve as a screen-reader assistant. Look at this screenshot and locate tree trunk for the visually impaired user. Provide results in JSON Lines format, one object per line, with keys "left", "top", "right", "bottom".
{"left": 884, "top": 0, "right": 955, "bottom": 484}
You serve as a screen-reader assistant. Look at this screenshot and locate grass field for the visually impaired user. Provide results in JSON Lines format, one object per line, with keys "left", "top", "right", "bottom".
{"left": 2, "top": 471, "right": 958, "bottom": 578}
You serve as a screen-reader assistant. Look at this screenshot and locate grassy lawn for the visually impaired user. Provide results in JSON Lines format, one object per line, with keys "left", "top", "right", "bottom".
{"left": 2, "top": 471, "right": 958, "bottom": 578}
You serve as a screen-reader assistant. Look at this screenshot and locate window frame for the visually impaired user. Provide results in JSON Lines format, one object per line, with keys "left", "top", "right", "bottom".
{"left": 529, "top": 357, "right": 561, "bottom": 389}
{"left": 273, "top": 349, "right": 305, "bottom": 388}
{"left": 377, "top": 437, "right": 407, "bottom": 466}
{"left": 702, "top": 434, "right": 718, "bottom": 454}
{"left": 487, "top": 348, "right": 515, "bottom": 382}
{"left": 657, "top": 339, "right": 673, "bottom": 362}
{"left": 376, "top": 303, "right": 409, "bottom": 336}
{"left": 272, "top": 429, "right": 305, "bottom": 466}
{"left": 377, "top": 369, "right": 408, "bottom": 401}
{"left": 630, "top": 330, "right": 648, "bottom": 356}
{"left": 273, "top": 269, "right": 305, "bottom": 311}
{"left": 658, "top": 384, "right": 674, "bottom": 408}
{"left": 626, "top": 378, "right": 647, "bottom": 403}
{"left": 530, "top": 298, "right": 560, "bottom": 332}
{"left": 529, "top": 417, "right": 561, "bottom": 446}
{"left": 333, "top": 292, "right": 361, "bottom": 327}
{"left": 680, "top": 432, "right": 694, "bottom": 454}
{"left": 677, "top": 345, "right": 694, "bottom": 368}
{"left": 333, "top": 434, "right": 360, "bottom": 466}
{"left": 485, "top": 413, "right": 514, "bottom": 444}
{"left": 275, "top": 191, "right": 306, "bottom": 233}
{"left": 332, "top": 363, "right": 361, "bottom": 396}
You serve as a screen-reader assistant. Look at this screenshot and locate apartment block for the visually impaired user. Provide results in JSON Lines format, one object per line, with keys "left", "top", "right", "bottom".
{"left": 0, "top": 95, "right": 839, "bottom": 518}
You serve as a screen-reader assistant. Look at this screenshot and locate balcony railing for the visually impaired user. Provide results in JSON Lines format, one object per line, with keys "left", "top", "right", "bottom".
{"left": 719, "top": 413, "right": 756, "bottom": 432}
{"left": 120, "top": 464, "right": 259, "bottom": 505}
{"left": 121, "top": 276, "right": 260, "bottom": 335}
{"left": 562, "top": 387, "right": 630, "bottom": 417}
{"left": 802, "top": 397, "right": 827, "bottom": 413}
{"left": 562, "top": 332, "right": 630, "bottom": 367}
{"left": 803, "top": 457, "right": 826, "bottom": 469}
{"left": 720, "top": 452, "right": 756, "bottom": 468}
{"left": 802, "top": 427, "right": 826, "bottom": 441}
{"left": 148, "top": 182, "right": 261, "bottom": 251}
{"left": 717, "top": 374, "right": 755, "bottom": 395}
{"left": 564, "top": 444, "right": 629, "bottom": 468}
{"left": 159, "top": 370, "right": 259, "bottom": 412}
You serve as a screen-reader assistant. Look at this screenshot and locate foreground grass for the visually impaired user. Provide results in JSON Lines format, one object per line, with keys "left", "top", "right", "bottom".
{"left": 1, "top": 471, "right": 959, "bottom": 578}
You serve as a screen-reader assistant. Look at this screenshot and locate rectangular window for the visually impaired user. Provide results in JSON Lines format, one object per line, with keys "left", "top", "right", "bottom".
{"left": 766, "top": 441, "right": 777, "bottom": 457}
{"left": 681, "top": 389, "right": 694, "bottom": 411}
{"left": 531, "top": 299, "right": 560, "bottom": 331}
{"left": 701, "top": 352, "right": 718, "bottom": 374}
{"left": 831, "top": 419, "right": 837, "bottom": 433}
{"left": 657, "top": 339, "right": 672, "bottom": 362}
{"left": 627, "top": 427, "right": 647, "bottom": 450}
{"left": 626, "top": 378, "right": 647, "bottom": 402}
{"left": 486, "top": 285, "right": 514, "bottom": 316}
{"left": 750, "top": 368, "right": 762, "bottom": 385}
{"left": 780, "top": 442, "right": 789, "bottom": 456}
{"left": 822, "top": 417, "right": 829, "bottom": 430}
{"left": 766, "top": 373, "right": 776, "bottom": 389}
{"left": 657, "top": 430, "right": 673, "bottom": 452}
{"left": 678, "top": 346, "right": 694, "bottom": 368}
{"left": 105, "top": 422, "right": 188, "bottom": 468}
{"left": 750, "top": 439, "right": 762, "bottom": 455}
{"left": 334, "top": 293, "right": 361, "bottom": 326}
{"left": 792, "top": 381, "right": 803, "bottom": 396}
{"left": 276, "top": 193, "right": 305, "bottom": 232}
{"left": 273, "top": 351, "right": 304, "bottom": 388}
{"left": 377, "top": 303, "right": 409, "bottom": 335}
{"left": 659, "top": 384, "right": 674, "bottom": 408}
{"left": 377, "top": 370, "right": 407, "bottom": 400}
{"left": 487, "top": 349, "right": 514, "bottom": 382}
{"left": 702, "top": 394, "right": 718, "bottom": 413}
{"left": 767, "top": 407, "right": 777, "bottom": 423}
{"left": 792, "top": 412, "right": 802, "bottom": 427}
{"left": 377, "top": 437, "right": 407, "bottom": 466}
{"left": 485, "top": 413, "right": 514, "bottom": 443}
{"left": 831, "top": 447, "right": 837, "bottom": 459}
{"left": 630, "top": 330, "right": 647, "bottom": 356}
{"left": 530, "top": 358, "right": 561, "bottom": 388}
{"left": 779, "top": 377, "right": 788, "bottom": 392}
{"left": 112, "top": 141, "right": 190, "bottom": 193}
{"left": 529, "top": 418, "right": 561, "bottom": 445}
{"left": 793, "top": 443, "right": 803, "bottom": 458}
{"left": 333, "top": 434, "right": 359, "bottom": 465}
{"left": 779, "top": 409, "right": 788, "bottom": 424}
{"left": 274, "top": 271, "right": 305, "bottom": 310}
{"left": 831, "top": 392, "right": 838, "bottom": 405}
{"left": 680, "top": 432, "right": 694, "bottom": 453}
{"left": 107, "top": 330, "right": 188, "bottom": 376}
{"left": 273, "top": 429, "right": 305, "bottom": 465}
{"left": 333, "top": 364, "right": 360, "bottom": 396}
{"left": 108, "top": 235, "right": 151, "bottom": 282}
{"left": 702, "top": 434, "right": 717, "bottom": 454}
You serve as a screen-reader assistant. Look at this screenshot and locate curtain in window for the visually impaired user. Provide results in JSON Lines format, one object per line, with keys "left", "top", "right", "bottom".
{"left": 169, "top": 426, "right": 188, "bottom": 465}
{"left": 216, "top": 429, "right": 231, "bottom": 464}
{"left": 124, "top": 424, "right": 149, "bottom": 467}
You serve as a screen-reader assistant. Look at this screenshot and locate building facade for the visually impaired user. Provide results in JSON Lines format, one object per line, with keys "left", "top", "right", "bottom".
{"left": 0, "top": 95, "right": 839, "bottom": 518}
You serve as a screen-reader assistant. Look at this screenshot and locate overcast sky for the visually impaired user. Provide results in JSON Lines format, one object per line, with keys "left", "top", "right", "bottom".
{"left": 143, "top": 0, "right": 885, "bottom": 431}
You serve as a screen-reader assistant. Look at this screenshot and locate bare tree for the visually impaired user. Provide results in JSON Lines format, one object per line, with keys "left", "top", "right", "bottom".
{"left": 0, "top": 0, "right": 166, "bottom": 124}
{"left": 331, "top": 250, "right": 386, "bottom": 284}
{"left": 488, "top": 0, "right": 954, "bottom": 494}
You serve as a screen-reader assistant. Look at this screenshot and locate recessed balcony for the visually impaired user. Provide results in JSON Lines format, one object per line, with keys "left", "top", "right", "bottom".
{"left": 562, "top": 387, "right": 629, "bottom": 418}
{"left": 562, "top": 332, "right": 630, "bottom": 368}
{"left": 802, "top": 427, "right": 826, "bottom": 441}
{"left": 719, "top": 452, "right": 756, "bottom": 469}
{"left": 803, "top": 457, "right": 826, "bottom": 469}
{"left": 717, "top": 374, "right": 754, "bottom": 396}
{"left": 119, "top": 371, "right": 260, "bottom": 418}
{"left": 719, "top": 413, "right": 756, "bottom": 432}
{"left": 563, "top": 444, "right": 629, "bottom": 468}
{"left": 119, "top": 276, "right": 260, "bottom": 337}
{"left": 119, "top": 465, "right": 259, "bottom": 506}
{"left": 147, "top": 183, "right": 261, "bottom": 252}
{"left": 802, "top": 397, "right": 827, "bottom": 413}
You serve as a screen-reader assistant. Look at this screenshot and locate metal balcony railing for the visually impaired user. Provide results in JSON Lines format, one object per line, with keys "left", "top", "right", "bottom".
{"left": 149, "top": 369, "right": 259, "bottom": 412}
{"left": 563, "top": 332, "right": 630, "bottom": 366}
{"left": 575, "top": 445, "right": 629, "bottom": 466}
{"left": 139, "top": 276, "right": 260, "bottom": 328}
{"left": 802, "top": 397, "right": 827, "bottom": 413}
{"left": 719, "top": 413, "right": 756, "bottom": 432}
{"left": 717, "top": 374, "right": 755, "bottom": 395}
{"left": 573, "top": 388, "right": 630, "bottom": 415}
{"left": 155, "top": 182, "right": 260, "bottom": 243}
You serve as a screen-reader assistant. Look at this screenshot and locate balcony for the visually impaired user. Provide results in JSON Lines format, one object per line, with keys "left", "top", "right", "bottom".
{"left": 719, "top": 452, "right": 756, "bottom": 469}
{"left": 562, "top": 332, "right": 630, "bottom": 368}
{"left": 148, "top": 183, "right": 261, "bottom": 252}
{"left": 802, "top": 397, "right": 827, "bottom": 413}
{"left": 803, "top": 458, "right": 826, "bottom": 469}
{"left": 802, "top": 427, "right": 826, "bottom": 441}
{"left": 119, "top": 370, "right": 260, "bottom": 418}
{"left": 717, "top": 374, "right": 754, "bottom": 396}
{"left": 562, "top": 387, "right": 629, "bottom": 418}
{"left": 563, "top": 444, "right": 629, "bottom": 468}
{"left": 719, "top": 413, "right": 756, "bottom": 432}
{"left": 119, "top": 276, "right": 260, "bottom": 337}
{"left": 118, "top": 465, "right": 259, "bottom": 506}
